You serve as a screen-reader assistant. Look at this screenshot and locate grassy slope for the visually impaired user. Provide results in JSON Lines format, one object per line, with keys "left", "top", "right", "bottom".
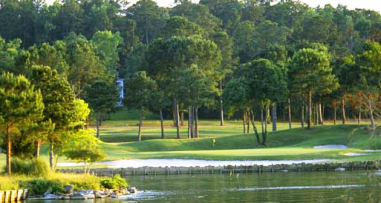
{"left": 2, "top": 107, "right": 381, "bottom": 169}
{"left": 99, "top": 123, "right": 381, "bottom": 162}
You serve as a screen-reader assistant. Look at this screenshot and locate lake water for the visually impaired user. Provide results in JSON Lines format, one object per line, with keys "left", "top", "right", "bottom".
{"left": 27, "top": 171, "right": 381, "bottom": 202}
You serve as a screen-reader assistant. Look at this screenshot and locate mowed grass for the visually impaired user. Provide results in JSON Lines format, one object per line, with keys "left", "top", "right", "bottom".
{"left": 97, "top": 122, "right": 381, "bottom": 162}
{"left": 2, "top": 106, "right": 381, "bottom": 169}
{"left": 99, "top": 120, "right": 299, "bottom": 143}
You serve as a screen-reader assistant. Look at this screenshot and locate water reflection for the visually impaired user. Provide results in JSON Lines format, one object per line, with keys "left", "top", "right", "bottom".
{"left": 27, "top": 171, "right": 381, "bottom": 203}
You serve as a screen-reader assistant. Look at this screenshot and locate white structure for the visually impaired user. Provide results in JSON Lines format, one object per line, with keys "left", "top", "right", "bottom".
{"left": 116, "top": 78, "right": 124, "bottom": 106}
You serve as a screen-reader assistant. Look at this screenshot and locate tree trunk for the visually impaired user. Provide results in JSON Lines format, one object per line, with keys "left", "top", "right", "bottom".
{"left": 261, "top": 106, "right": 264, "bottom": 137}
{"left": 272, "top": 103, "right": 277, "bottom": 132}
{"left": 173, "top": 108, "right": 176, "bottom": 126}
{"left": 334, "top": 106, "right": 337, "bottom": 125}
{"left": 288, "top": 99, "right": 292, "bottom": 129}
{"left": 243, "top": 108, "right": 246, "bottom": 135}
{"left": 368, "top": 99, "right": 375, "bottom": 130}
{"left": 188, "top": 106, "right": 192, "bottom": 139}
{"left": 220, "top": 80, "right": 224, "bottom": 126}
{"left": 180, "top": 111, "right": 184, "bottom": 126}
{"left": 263, "top": 104, "right": 268, "bottom": 146}
{"left": 250, "top": 109, "right": 261, "bottom": 145}
{"left": 174, "top": 98, "right": 180, "bottom": 139}
{"left": 34, "top": 139, "right": 42, "bottom": 158}
{"left": 314, "top": 104, "right": 317, "bottom": 126}
{"left": 138, "top": 107, "right": 143, "bottom": 142}
{"left": 246, "top": 109, "right": 250, "bottom": 134}
{"left": 301, "top": 101, "right": 304, "bottom": 128}
{"left": 160, "top": 109, "right": 165, "bottom": 139}
{"left": 49, "top": 143, "right": 54, "bottom": 171}
{"left": 191, "top": 106, "right": 194, "bottom": 138}
{"left": 308, "top": 91, "right": 312, "bottom": 129}
{"left": 194, "top": 107, "right": 199, "bottom": 138}
{"left": 358, "top": 105, "right": 361, "bottom": 124}
{"left": 341, "top": 98, "right": 346, "bottom": 124}
{"left": 319, "top": 103, "right": 324, "bottom": 125}
{"left": 96, "top": 113, "right": 100, "bottom": 138}
{"left": 6, "top": 138, "right": 11, "bottom": 176}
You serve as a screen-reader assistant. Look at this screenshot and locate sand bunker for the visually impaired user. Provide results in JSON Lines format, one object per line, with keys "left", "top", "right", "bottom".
{"left": 57, "top": 159, "right": 330, "bottom": 168}
{"left": 344, "top": 153, "right": 369, "bottom": 156}
{"left": 314, "top": 145, "right": 348, "bottom": 149}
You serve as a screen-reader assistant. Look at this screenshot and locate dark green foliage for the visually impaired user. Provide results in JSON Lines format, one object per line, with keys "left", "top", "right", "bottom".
{"left": 8, "top": 158, "right": 49, "bottom": 176}
{"left": 100, "top": 174, "right": 128, "bottom": 189}
{"left": 25, "top": 179, "right": 65, "bottom": 195}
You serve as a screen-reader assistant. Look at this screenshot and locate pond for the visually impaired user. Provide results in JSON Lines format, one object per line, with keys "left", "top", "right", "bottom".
{"left": 27, "top": 171, "right": 381, "bottom": 202}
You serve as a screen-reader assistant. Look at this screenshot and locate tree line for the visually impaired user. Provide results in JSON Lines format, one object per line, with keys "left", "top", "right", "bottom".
{"left": 2, "top": 0, "right": 381, "bottom": 174}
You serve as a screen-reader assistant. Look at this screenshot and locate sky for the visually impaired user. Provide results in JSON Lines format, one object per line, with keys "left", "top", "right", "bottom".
{"left": 125, "top": 0, "right": 381, "bottom": 13}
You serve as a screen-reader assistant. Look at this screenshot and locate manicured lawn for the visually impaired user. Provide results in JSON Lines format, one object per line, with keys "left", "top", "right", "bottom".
{"left": 2, "top": 107, "right": 380, "bottom": 170}
{"left": 98, "top": 124, "right": 381, "bottom": 162}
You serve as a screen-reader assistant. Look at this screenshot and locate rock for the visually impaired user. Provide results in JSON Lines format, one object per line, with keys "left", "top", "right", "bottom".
{"left": 44, "top": 188, "right": 52, "bottom": 197}
{"left": 64, "top": 185, "right": 74, "bottom": 194}
{"left": 128, "top": 187, "right": 138, "bottom": 194}
{"left": 58, "top": 195, "right": 70, "bottom": 200}
{"left": 71, "top": 193, "right": 87, "bottom": 200}
{"left": 44, "top": 194, "right": 57, "bottom": 200}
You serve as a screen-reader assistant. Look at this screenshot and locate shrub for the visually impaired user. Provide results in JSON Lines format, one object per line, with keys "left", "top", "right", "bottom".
{"left": 24, "top": 179, "right": 65, "bottom": 196}
{"left": 8, "top": 158, "right": 49, "bottom": 177}
{"left": 100, "top": 174, "right": 128, "bottom": 189}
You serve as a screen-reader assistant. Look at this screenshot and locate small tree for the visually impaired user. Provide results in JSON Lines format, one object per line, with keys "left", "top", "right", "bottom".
{"left": 124, "top": 71, "right": 157, "bottom": 141}
{"left": 0, "top": 72, "right": 44, "bottom": 176}
{"left": 64, "top": 129, "right": 105, "bottom": 174}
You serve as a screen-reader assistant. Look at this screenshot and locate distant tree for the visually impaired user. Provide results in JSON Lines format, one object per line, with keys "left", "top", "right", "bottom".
{"left": 160, "top": 16, "right": 205, "bottom": 39}
{"left": 91, "top": 31, "right": 123, "bottom": 74}
{"left": 289, "top": 47, "right": 339, "bottom": 129}
{"left": 85, "top": 80, "right": 119, "bottom": 138}
{"left": 0, "top": 37, "right": 23, "bottom": 74}
{"left": 0, "top": 72, "right": 44, "bottom": 176}
{"left": 211, "top": 31, "right": 236, "bottom": 126}
{"left": 170, "top": 1, "right": 221, "bottom": 35}
{"left": 126, "top": 0, "right": 166, "bottom": 44}
{"left": 124, "top": 71, "right": 157, "bottom": 141}
{"left": 146, "top": 35, "right": 221, "bottom": 138}
{"left": 64, "top": 33, "right": 110, "bottom": 98}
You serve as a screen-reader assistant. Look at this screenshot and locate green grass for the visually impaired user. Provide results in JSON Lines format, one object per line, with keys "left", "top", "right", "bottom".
{"left": 96, "top": 124, "right": 381, "bottom": 162}
{"left": 2, "top": 106, "right": 381, "bottom": 169}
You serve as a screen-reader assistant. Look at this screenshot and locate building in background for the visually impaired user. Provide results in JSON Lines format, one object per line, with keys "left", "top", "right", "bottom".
{"left": 116, "top": 78, "right": 124, "bottom": 106}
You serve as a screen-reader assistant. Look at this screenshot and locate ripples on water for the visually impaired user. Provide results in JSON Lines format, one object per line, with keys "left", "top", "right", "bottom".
{"left": 27, "top": 171, "right": 381, "bottom": 203}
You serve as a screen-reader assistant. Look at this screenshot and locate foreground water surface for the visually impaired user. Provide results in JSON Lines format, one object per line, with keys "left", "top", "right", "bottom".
{"left": 27, "top": 171, "right": 381, "bottom": 202}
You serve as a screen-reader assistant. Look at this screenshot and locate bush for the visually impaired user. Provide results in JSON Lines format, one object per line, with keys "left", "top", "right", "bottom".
{"left": 24, "top": 179, "right": 65, "bottom": 196}
{"left": 8, "top": 158, "right": 49, "bottom": 177}
{"left": 0, "top": 177, "right": 19, "bottom": 190}
{"left": 100, "top": 174, "right": 128, "bottom": 189}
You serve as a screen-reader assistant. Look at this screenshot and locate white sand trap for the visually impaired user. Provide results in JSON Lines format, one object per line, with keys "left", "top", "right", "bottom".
{"left": 314, "top": 145, "right": 348, "bottom": 149}
{"left": 344, "top": 153, "right": 369, "bottom": 156}
{"left": 57, "top": 159, "right": 330, "bottom": 168}
{"left": 365, "top": 149, "right": 381, "bottom": 152}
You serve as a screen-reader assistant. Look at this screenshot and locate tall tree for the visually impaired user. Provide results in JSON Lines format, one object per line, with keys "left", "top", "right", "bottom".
{"left": 0, "top": 72, "right": 44, "bottom": 176}
{"left": 85, "top": 80, "right": 119, "bottom": 138}
{"left": 124, "top": 71, "right": 157, "bottom": 141}
{"left": 126, "top": 0, "right": 166, "bottom": 44}
{"left": 146, "top": 35, "right": 221, "bottom": 138}
{"left": 211, "top": 31, "right": 236, "bottom": 126}
{"left": 289, "top": 47, "right": 339, "bottom": 129}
